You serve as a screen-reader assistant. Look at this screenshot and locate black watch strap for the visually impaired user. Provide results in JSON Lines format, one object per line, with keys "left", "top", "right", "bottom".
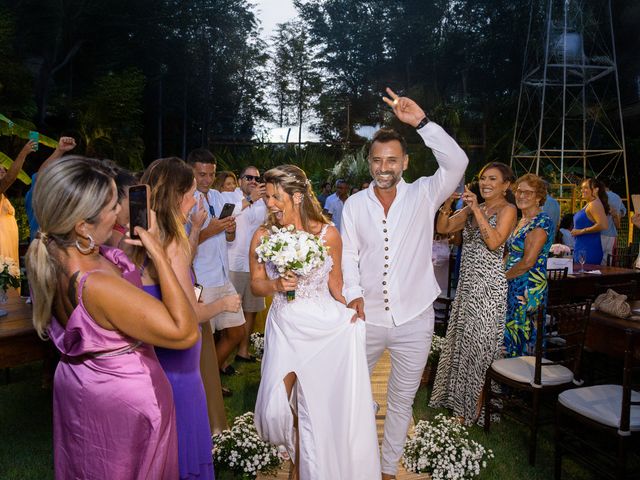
{"left": 415, "top": 116, "right": 430, "bottom": 130}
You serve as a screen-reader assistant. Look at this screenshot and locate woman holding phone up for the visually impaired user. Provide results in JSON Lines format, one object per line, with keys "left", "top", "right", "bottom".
{"left": 429, "top": 162, "right": 517, "bottom": 425}
{"left": 26, "top": 157, "right": 199, "bottom": 478}
{"left": 133, "top": 157, "right": 241, "bottom": 480}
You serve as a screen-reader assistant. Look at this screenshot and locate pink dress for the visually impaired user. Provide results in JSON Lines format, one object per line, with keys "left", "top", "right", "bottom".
{"left": 48, "top": 248, "right": 179, "bottom": 479}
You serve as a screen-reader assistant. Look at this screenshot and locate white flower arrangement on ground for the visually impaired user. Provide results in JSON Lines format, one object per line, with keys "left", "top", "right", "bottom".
{"left": 255, "top": 225, "right": 327, "bottom": 301}
{"left": 0, "top": 255, "right": 21, "bottom": 299}
{"left": 250, "top": 332, "right": 264, "bottom": 359}
{"left": 403, "top": 413, "right": 494, "bottom": 480}
{"left": 212, "top": 412, "right": 285, "bottom": 479}
{"left": 429, "top": 334, "right": 445, "bottom": 363}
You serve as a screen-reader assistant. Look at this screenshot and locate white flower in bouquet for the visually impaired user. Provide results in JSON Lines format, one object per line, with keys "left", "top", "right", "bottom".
{"left": 255, "top": 225, "right": 327, "bottom": 301}
{"left": 0, "top": 255, "right": 21, "bottom": 293}
{"left": 549, "top": 243, "right": 571, "bottom": 257}
{"left": 212, "top": 412, "right": 284, "bottom": 479}
{"left": 403, "top": 414, "right": 493, "bottom": 480}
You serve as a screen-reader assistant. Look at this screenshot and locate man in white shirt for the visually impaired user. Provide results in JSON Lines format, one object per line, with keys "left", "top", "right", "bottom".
{"left": 227, "top": 166, "right": 268, "bottom": 362}
{"left": 187, "top": 148, "right": 246, "bottom": 384}
{"left": 324, "top": 179, "right": 349, "bottom": 231}
{"left": 341, "top": 89, "right": 468, "bottom": 479}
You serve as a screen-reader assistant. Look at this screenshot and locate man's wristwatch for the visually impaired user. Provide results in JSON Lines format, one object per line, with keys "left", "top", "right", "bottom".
{"left": 247, "top": 197, "right": 254, "bottom": 205}
{"left": 415, "top": 116, "right": 430, "bottom": 130}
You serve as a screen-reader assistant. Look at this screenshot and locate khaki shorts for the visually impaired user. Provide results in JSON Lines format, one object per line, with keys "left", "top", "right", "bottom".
{"left": 229, "top": 271, "right": 266, "bottom": 313}
{"left": 201, "top": 282, "right": 246, "bottom": 331}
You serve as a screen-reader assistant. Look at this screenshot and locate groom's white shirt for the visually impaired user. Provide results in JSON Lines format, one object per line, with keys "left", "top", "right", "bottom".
{"left": 341, "top": 121, "right": 468, "bottom": 328}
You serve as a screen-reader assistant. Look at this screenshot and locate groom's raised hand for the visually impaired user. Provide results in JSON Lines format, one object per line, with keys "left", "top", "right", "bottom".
{"left": 382, "top": 87, "right": 427, "bottom": 128}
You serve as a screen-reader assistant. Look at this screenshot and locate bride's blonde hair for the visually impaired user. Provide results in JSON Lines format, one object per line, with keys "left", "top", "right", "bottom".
{"left": 263, "top": 165, "right": 328, "bottom": 232}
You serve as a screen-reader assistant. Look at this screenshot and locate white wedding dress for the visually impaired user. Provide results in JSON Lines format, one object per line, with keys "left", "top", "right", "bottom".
{"left": 255, "top": 225, "right": 381, "bottom": 480}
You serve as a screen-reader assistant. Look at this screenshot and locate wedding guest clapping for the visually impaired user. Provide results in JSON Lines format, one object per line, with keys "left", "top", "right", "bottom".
{"left": 430, "top": 162, "right": 517, "bottom": 425}
{"left": 26, "top": 156, "right": 198, "bottom": 479}
{"left": 504, "top": 174, "right": 554, "bottom": 357}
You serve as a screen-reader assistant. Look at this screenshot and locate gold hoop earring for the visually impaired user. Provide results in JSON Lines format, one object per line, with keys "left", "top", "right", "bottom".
{"left": 75, "top": 234, "right": 95, "bottom": 255}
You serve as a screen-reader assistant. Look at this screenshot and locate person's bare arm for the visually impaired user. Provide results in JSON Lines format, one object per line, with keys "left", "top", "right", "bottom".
{"left": 86, "top": 227, "right": 199, "bottom": 349}
{"left": 249, "top": 228, "right": 297, "bottom": 297}
{"left": 505, "top": 228, "right": 548, "bottom": 280}
{"left": 37, "top": 137, "right": 76, "bottom": 173}
{"left": 166, "top": 240, "right": 240, "bottom": 324}
{"left": 571, "top": 200, "right": 608, "bottom": 235}
{"left": 0, "top": 141, "right": 35, "bottom": 194}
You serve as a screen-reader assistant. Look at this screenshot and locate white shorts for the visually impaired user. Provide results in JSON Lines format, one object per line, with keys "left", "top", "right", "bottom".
{"left": 201, "top": 282, "right": 245, "bottom": 331}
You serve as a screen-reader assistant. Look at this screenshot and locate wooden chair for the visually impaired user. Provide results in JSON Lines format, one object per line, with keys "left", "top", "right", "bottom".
{"left": 607, "top": 253, "right": 637, "bottom": 269}
{"left": 555, "top": 330, "right": 640, "bottom": 480}
{"left": 483, "top": 301, "right": 592, "bottom": 465}
{"left": 547, "top": 267, "right": 569, "bottom": 281}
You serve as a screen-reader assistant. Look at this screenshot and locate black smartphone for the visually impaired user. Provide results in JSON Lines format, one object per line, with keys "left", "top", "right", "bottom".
{"left": 218, "top": 202, "right": 235, "bottom": 220}
{"left": 128, "top": 184, "right": 150, "bottom": 239}
{"left": 194, "top": 283, "right": 203, "bottom": 302}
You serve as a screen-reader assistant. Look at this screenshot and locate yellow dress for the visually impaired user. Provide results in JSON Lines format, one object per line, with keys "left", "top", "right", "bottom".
{"left": 0, "top": 195, "right": 19, "bottom": 265}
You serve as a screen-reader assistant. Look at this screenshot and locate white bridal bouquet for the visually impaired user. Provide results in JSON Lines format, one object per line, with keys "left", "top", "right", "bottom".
{"left": 255, "top": 225, "right": 327, "bottom": 301}
{"left": 212, "top": 412, "right": 285, "bottom": 479}
{"left": 0, "top": 255, "right": 21, "bottom": 302}
{"left": 403, "top": 414, "right": 494, "bottom": 480}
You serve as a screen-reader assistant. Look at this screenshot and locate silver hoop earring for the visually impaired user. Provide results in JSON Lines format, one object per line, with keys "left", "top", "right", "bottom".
{"left": 75, "top": 234, "right": 95, "bottom": 255}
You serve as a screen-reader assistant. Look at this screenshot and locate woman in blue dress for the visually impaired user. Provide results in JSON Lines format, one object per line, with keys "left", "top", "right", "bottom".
{"left": 571, "top": 178, "right": 609, "bottom": 265}
{"left": 504, "top": 174, "right": 554, "bottom": 357}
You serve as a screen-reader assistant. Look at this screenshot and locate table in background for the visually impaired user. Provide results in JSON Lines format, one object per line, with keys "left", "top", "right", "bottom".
{"left": 548, "top": 264, "right": 640, "bottom": 305}
{"left": 0, "top": 288, "right": 49, "bottom": 369}
{"left": 584, "top": 300, "right": 640, "bottom": 360}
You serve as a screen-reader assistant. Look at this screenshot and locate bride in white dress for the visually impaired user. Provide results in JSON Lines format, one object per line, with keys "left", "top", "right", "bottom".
{"left": 250, "top": 165, "right": 380, "bottom": 480}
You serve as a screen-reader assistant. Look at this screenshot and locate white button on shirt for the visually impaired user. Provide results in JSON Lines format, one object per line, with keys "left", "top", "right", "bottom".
{"left": 341, "top": 122, "right": 469, "bottom": 328}
{"left": 226, "top": 188, "right": 267, "bottom": 273}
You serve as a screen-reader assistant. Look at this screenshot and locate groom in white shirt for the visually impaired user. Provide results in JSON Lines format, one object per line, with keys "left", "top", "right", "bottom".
{"left": 341, "top": 88, "right": 468, "bottom": 479}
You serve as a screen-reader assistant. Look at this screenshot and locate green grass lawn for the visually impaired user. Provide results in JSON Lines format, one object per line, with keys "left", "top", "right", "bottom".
{"left": 0, "top": 359, "right": 600, "bottom": 480}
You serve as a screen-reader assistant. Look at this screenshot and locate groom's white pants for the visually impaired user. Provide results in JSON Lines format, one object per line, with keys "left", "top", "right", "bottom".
{"left": 366, "top": 307, "right": 434, "bottom": 476}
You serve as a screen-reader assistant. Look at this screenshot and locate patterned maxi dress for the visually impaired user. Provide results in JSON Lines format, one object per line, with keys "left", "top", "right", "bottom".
{"left": 429, "top": 214, "right": 507, "bottom": 425}
{"left": 504, "top": 212, "right": 554, "bottom": 357}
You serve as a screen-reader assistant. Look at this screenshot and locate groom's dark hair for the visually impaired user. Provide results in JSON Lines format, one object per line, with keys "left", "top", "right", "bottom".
{"left": 368, "top": 128, "right": 408, "bottom": 156}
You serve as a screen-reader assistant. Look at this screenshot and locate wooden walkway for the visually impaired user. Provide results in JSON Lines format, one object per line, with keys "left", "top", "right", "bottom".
{"left": 257, "top": 350, "right": 429, "bottom": 479}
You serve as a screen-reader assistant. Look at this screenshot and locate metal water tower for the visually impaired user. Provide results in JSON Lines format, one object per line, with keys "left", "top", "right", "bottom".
{"left": 511, "top": 0, "right": 629, "bottom": 205}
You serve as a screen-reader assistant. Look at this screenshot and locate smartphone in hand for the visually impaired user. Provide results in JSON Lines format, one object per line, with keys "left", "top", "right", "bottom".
{"left": 128, "top": 184, "right": 151, "bottom": 239}
{"left": 28, "top": 131, "right": 39, "bottom": 151}
{"left": 218, "top": 203, "right": 235, "bottom": 220}
{"left": 194, "top": 283, "right": 204, "bottom": 302}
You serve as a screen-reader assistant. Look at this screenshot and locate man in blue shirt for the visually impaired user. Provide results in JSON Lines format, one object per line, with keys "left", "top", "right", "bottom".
{"left": 187, "top": 148, "right": 245, "bottom": 388}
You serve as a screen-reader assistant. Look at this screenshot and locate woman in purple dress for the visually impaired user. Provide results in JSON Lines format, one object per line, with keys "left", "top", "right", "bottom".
{"left": 25, "top": 157, "right": 199, "bottom": 479}
{"left": 134, "top": 157, "right": 241, "bottom": 480}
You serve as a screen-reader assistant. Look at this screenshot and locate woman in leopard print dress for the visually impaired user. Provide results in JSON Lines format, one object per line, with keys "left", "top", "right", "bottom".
{"left": 429, "top": 162, "right": 517, "bottom": 425}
